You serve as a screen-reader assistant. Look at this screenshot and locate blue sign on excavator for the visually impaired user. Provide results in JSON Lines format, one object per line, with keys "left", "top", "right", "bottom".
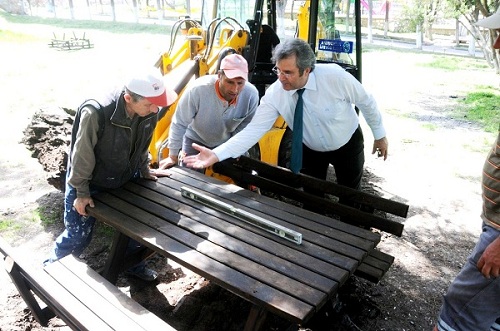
{"left": 318, "top": 39, "right": 354, "bottom": 53}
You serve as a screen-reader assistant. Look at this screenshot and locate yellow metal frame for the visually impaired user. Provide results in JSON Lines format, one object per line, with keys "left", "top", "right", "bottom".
{"left": 149, "top": 18, "right": 250, "bottom": 166}
{"left": 151, "top": 1, "right": 324, "bottom": 173}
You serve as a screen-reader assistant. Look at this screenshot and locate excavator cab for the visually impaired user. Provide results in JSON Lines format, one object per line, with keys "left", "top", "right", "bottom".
{"left": 150, "top": 0, "right": 362, "bottom": 171}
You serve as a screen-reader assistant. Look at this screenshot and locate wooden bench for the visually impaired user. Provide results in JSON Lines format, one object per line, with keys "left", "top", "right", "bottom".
{"left": 213, "top": 156, "right": 409, "bottom": 283}
{"left": 0, "top": 236, "right": 176, "bottom": 331}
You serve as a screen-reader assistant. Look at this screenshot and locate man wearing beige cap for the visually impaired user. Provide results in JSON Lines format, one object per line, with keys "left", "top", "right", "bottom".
{"left": 159, "top": 53, "right": 259, "bottom": 170}
{"left": 433, "top": 10, "right": 500, "bottom": 331}
{"left": 44, "top": 69, "right": 177, "bottom": 281}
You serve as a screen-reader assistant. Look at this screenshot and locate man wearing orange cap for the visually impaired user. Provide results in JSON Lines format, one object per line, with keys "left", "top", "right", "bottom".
{"left": 433, "top": 10, "right": 500, "bottom": 331}
{"left": 159, "top": 53, "right": 259, "bottom": 171}
{"left": 44, "top": 69, "right": 178, "bottom": 281}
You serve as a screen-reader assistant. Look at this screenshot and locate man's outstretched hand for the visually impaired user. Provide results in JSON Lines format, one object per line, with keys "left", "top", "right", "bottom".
{"left": 183, "top": 143, "right": 220, "bottom": 169}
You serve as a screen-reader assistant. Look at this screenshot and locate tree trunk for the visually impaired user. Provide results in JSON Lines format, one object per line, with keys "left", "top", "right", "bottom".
{"left": 48, "top": 0, "right": 56, "bottom": 17}
{"left": 132, "top": 0, "right": 139, "bottom": 23}
{"left": 86, "top": 0, "right": 91, "bottom": 18}
{"left": 345, "top": 0, "right": 351, "bottom": 34}
{"left": 156, "top": 0, "right": 163, "bottom": 20}
{"left": 424, "top": 14, "right": 432, "bottom": 41}
{"left": 384, "top": 0, "right": 389, "bottom": 37}
{"left": 367, "top": 0, "right": 373, "bottom": 43}
{"left": 68, "top": 0, "right": 74, "bottom": 19}
{"left": 110, "top": 0, "right": 116, "bottom": 21}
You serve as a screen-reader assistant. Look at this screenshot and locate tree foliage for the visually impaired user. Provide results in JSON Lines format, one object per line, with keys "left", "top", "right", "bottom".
{"left": 445, "top": 0, "right": 500, "bottom": 73}
{"left": 394, "top": 0, "right": 443, "bottom": 40}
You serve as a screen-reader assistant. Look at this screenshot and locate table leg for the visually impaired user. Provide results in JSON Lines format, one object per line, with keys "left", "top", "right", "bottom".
{"left": 101, "top": 231, "right": 128, "bottom": 283}
{"left": 5, "top": 256, "right": 52, "bottom": 326}
{"left": 244, "top": 305, "right": 268, "bottom": 331}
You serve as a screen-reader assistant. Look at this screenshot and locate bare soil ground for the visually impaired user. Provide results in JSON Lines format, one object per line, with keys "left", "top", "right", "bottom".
{"left": 0, "top": 17, "right": 498, "bottom": 331}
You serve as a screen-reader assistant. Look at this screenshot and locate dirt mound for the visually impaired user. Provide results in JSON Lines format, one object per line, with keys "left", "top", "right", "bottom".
{"left": 22, "top": 108, "right": 74, "bottom": 192}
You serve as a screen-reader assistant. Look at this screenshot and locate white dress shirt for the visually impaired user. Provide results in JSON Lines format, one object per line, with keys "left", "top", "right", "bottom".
{"left": 213, "top": 63, "right": 386, "bottom": 162}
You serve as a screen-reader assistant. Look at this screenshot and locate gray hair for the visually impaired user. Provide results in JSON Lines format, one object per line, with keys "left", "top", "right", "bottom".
{"left": 271, "top": 38, "right": 316, "bottom": 74}
{"left": 125, "top": 88, "right": 145, "bottom": 102}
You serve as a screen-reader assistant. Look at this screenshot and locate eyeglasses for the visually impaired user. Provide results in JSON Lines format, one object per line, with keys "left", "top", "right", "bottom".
{"left": 272, "top": 66, "right": 294, "bottom": 78}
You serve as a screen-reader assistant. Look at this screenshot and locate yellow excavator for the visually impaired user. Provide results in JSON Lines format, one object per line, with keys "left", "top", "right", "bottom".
{"left": 150, "top": 0, "right": 363, "bottom": 179}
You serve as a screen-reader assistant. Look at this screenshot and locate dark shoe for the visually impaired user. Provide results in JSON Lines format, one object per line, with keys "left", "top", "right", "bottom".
{"left": 125, "top": 266, "right": 158, "bottom": 282}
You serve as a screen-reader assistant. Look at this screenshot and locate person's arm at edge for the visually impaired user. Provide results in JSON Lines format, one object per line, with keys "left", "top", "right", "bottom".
{"left": 477, "top": 235, "right": 500, "bottom": 278}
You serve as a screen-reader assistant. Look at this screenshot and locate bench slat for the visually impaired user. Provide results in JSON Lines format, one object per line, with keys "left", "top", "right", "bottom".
{"left": 212, "top": 160, "right": 405, "bottom": 236}
{"left": 49, "top": 255, "right": 176, "bottom": 331}
{"left": 45, "top": 259, "right": 147, "bottom": 330}
{"left": 227, "top": 156, "right": 409, "bottom": 218}
{"left": 0, "top": 237, "right": 113, "bottom": 331}
{"left": 1, "top": 236, "right": 176, "bottom": 331}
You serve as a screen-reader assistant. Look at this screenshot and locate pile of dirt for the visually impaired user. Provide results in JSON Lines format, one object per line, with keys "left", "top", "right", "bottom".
{"left": 22, "top": 107, "right": 74, "bottom": 192}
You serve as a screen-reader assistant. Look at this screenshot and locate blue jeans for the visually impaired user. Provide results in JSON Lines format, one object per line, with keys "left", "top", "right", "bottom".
{"left": 45, "top": 182, "right": 146, "bottom": 272}
{"left": 437, "top": 223, "right": 500, "bottom": 331}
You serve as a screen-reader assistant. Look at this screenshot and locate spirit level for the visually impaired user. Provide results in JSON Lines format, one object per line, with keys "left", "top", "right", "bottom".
{"left": 181, "top": 186, "right": 302, "bottom": 244}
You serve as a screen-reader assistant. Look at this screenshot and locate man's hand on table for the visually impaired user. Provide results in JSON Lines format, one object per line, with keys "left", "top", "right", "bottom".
{"left": 144, "top": 168, "right": 172, "bottom": 181}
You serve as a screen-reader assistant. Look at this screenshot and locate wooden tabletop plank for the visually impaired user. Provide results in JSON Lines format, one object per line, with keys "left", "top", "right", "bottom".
{"left": 149, "top": 177, "right": 372, "bottom": 259}
{"left": 169, "top": 167, "right": 382, "bottom": 243}
{"left": 125, "top": 181, "right": 361, "bottom": 274}
{"left": 124, "top": 180, "right": 359, "bottom": 274}
{"left": 113, "top": 186, "right": 341, "bottom": 294}
{"left": 89, "top": 201, "right": 316, "bottom": 324}
{"left": 97, "top": 191, "right": 328, "bottom": 307}
{"left": 135, "top": 176, "right": 370, "bottom": 262}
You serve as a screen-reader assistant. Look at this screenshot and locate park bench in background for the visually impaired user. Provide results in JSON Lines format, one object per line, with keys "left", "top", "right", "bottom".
{"left": 49, "top": 31, "right": 94, "bottom": 50}
{"left": 0, "top": 236, "right": 176, "bottom": 331}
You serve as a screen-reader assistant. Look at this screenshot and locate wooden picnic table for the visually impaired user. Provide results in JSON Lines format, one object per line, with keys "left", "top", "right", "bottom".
{"left": 87, "top": 166, "right": 382, "bottom": 330}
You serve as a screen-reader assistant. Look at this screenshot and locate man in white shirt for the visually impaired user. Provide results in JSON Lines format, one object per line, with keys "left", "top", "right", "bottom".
{"left": 184, "top": 38, "right": 388, "bottom": 193}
